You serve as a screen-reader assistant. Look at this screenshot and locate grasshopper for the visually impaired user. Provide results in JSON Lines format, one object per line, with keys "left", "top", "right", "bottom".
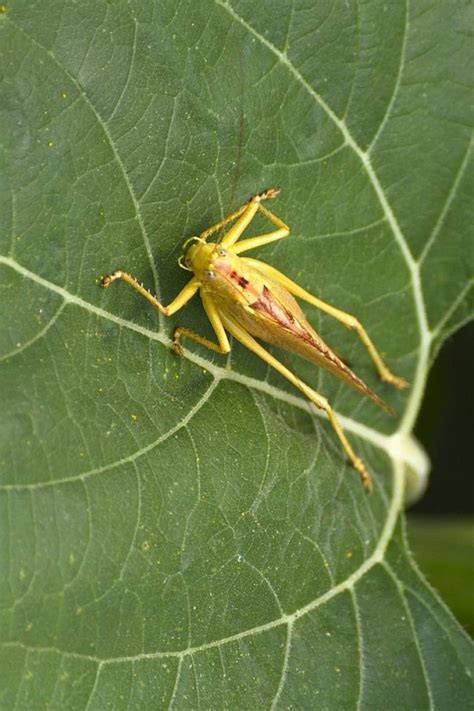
{"left": 100, "top": 189, "right": 407, "bottom": 491}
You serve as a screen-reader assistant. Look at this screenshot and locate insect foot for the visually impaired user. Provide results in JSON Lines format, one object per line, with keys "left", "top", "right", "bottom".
{"left": 382, "top": 372, "right": 409, "bottom": 390}
{"left": 100, "top": 270, "right": 123, "bottom": 288}
{"left": 253, "top": 187, "right": 280, "bottom": 202}
{"left": 171, "top": 328, "right": 184, "bottom": 356}
{"left": 353, "top": 458, "right": 373, "bottom": 494}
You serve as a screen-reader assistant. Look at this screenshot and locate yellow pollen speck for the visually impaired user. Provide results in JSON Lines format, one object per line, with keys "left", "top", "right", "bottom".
{"left": 130, "top": 413, "right": 137, "bottom": 422}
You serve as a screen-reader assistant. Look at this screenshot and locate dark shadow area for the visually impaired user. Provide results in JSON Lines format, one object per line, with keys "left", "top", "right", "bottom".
{"left": 407, "top": 321, "right": 474, "bottom": 634}
{"left": 412, "top": 321, "right": 473, "bottom": 515}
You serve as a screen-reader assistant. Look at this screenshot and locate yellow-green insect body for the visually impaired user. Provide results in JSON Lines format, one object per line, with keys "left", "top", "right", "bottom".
{"left": 198, "top": 248, "right": 265, "bottom": 314}
{"left": 193, "top": 242, "right": 391, "bottom": 414}
{"left": 101, "top": 189, "right": 407, "bottom": 491}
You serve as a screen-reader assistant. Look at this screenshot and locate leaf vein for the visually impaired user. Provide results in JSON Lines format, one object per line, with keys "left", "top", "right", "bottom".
{"left": 0, "top": 459, "right": 404, "bottom": 663}
{"left": 5, "top": 15, "right": 163, "bottom": 323}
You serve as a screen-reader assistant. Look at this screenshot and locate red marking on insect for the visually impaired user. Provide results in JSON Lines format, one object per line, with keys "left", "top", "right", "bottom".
{"left": 229, "top": 269, "right": 250, "bottom": 289}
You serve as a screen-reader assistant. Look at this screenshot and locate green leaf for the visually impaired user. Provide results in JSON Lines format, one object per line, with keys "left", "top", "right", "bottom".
{"left": 1, "top": 0, "right": 473, "bottom": 708}
{"left": 408, "top": 517, "right": 474, "bottom": 635}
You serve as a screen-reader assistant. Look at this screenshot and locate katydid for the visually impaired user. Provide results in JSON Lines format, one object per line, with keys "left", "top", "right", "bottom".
{"left": 100, "top": 189, "right": 407, "bottom": 491}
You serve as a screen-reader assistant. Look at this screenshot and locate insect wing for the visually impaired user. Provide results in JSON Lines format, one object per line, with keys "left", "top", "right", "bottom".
{"left": 240, "top": 271, "right": 393, "bottom": 414}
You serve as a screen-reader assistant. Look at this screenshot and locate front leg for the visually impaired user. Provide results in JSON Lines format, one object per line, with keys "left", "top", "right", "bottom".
{"left": 100, "top": 270, "right": 200, "bottom": 316}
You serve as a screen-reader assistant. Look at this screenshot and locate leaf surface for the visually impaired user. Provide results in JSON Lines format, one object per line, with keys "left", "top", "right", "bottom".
{"left": 0, "top": 0, "right": 473, "bottom": 708}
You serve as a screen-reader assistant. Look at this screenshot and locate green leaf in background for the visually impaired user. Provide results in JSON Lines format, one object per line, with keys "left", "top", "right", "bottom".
{"left": 408, "top": 517, "right": 474, "bottom": 636}
{"left": 0, "top": 0, "right": 473, "bottom": 708}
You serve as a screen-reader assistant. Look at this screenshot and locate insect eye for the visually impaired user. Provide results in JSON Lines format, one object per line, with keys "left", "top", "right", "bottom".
{"left": 218, "top": 248, "right": 226, "bottom": 256}
{"left": 205, "top": 270, "right": 215, "bottom": 279}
